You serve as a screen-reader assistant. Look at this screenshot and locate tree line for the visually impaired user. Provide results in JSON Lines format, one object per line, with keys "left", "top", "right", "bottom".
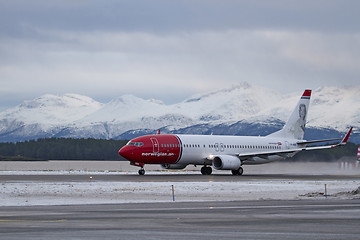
{"left": 0, "top": 138, "right": 128, "bottom": 160}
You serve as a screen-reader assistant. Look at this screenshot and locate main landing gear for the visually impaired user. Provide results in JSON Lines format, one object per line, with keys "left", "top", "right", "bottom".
{"left": 201, "top": 166, "right": 212, "bottom": 175}
{"left": 231, "top": 167, "right": 244, "bottom": 176}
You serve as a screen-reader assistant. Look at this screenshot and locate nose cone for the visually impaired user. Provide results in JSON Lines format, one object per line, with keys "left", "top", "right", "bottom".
{"left": 118, "top": 146, "right": 133, "bottom": 160}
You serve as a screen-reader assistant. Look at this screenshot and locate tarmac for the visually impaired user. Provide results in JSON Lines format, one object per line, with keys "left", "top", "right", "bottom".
{"left": 0, "top": 199, "right": 359, "bottom": 240}
{"left": 0, "top": 161, "right": 359, "bottom": 239}
{"left": 0, "top": 173, "right": 360, "bottom": 182}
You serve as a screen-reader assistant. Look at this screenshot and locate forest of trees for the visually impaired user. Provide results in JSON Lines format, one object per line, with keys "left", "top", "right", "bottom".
{"left": 0, "top": 138, "right": 357, "bottom": 161}
{"left": 0, "top": 138, "right": 128, "bottom": 161}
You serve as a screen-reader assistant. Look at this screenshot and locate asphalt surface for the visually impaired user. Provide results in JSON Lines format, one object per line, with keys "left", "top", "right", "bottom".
{"left": 0, "top": 173, "right": 359, "bottom": 239}
{"left": 0, "top": 199, "right": 359, "bottom": 240}
{"left": 0, "top": 173, "right": 359, "bottom": 182}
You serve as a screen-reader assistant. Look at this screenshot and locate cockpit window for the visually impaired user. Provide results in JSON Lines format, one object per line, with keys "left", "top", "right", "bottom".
{"left": 127, "top": 142, "right": 144, "bottom": 147}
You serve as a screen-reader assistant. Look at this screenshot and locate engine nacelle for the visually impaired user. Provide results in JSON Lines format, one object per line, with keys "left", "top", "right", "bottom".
{"left": 212, "top": 155, "right": 241, "bottom": 170}
{"left": 161, "top": 163, "right": 187, "bottom": 170}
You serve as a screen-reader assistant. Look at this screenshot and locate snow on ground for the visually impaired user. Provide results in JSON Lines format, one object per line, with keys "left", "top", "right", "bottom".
{"left": 0, "top": 171, "right": 359, "bottom": 206}
{"left": 0, "top": 161, "right": 359, "bottom": 206}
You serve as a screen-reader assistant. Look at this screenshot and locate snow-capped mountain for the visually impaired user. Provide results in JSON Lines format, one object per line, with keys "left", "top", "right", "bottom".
{"left": 0, "top": 94, "right": 103, "bottom": 141}
{"left": 0, "top": 94, "right": 102, "bottom": 126}
{"left": 0, "top": 83, "right": 359, "bottom": 142}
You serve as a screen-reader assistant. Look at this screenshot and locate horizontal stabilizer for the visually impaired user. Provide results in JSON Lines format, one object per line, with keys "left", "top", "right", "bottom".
{"left": 297, "top": 127, "right": 353, "bottom": 146}
{"left": 297, "top": 138, "right": 342, "bottom": 145}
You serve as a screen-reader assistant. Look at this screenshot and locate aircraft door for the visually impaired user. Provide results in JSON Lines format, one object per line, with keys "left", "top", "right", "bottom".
{"left": 150, "top": 137, "right": 159, "bottom": 153}
{"left": 215, "top": 143, "right": 219, "bottom": 152}
{"left": 220, "top": 143, "right": 224, "bottom": 152}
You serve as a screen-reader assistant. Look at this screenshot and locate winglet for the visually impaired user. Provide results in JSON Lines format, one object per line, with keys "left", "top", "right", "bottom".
{"left": 340, "top": 127, "right": 353, "bottom": 145}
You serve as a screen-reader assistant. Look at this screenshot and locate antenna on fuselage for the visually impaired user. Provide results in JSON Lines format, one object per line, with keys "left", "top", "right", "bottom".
{"left": 157, "top": 129, "right": 161, "bottom": 135}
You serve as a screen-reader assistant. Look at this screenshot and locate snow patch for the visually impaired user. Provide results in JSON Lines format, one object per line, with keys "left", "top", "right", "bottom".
{"left": 0, "top": 171, "right": 359, "bottom": 206}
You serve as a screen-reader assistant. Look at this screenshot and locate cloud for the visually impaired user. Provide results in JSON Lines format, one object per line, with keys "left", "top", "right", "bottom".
{"left": 2, "top": 29, "right": 360, "bottom": 96}
{"left": 0, "top": 0, "right": 360, "bottom": 110}
{"left": 2, "top": 0, "right": 360, "bottom": 35}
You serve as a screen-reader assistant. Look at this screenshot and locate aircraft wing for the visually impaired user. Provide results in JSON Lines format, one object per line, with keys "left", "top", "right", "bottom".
{"left": 236, "top": 144, "right": 335, "bottom": 161}
{"left": 237, "top": 127, "right": 353, "bottom": 161}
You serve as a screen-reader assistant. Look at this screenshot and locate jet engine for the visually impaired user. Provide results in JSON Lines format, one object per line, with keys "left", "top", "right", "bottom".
{"left": 212, "top": 155, "right": 241, "bottom": 170}
{"left": 161, "top": 163, "right": 187, "bottom": 169}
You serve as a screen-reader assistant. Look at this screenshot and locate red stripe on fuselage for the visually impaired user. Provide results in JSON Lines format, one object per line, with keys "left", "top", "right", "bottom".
{"left": 119, "top": 134, "right": 182, "bottom": 164}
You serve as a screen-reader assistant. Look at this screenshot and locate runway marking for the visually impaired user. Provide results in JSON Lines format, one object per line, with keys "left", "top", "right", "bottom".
{"left": 114, "top": 203, "right": 360, "bottom": 212}
{"left": 0, "top": 219, "right": 67, "bottom": 223}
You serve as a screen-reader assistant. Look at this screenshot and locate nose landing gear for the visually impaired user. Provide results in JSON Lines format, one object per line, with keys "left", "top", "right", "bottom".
{"left": 138, "top": 168, "right": 145, "bottom": 175}
{"left": 130, "top": 162, "right": 146, "bottom": 175}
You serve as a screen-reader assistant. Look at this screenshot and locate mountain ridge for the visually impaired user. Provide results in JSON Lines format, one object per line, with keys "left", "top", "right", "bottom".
{"left": 0, "top": 83, "right": 358, "bottom": 143}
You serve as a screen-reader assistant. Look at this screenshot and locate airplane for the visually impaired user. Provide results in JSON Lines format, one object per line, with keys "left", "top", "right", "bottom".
{"left": 118, "top": 89, "right": 353, "bottom": 175}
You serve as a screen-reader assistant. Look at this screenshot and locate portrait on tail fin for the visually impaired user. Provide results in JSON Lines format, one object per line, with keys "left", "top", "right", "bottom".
{"left": 299, "top": 104, "right": 307, "bottom": 132}
{"left": 289, "top": 103, "right": 307, "bottom": 138}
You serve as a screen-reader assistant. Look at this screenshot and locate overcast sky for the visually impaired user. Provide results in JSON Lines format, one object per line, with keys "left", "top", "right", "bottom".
{"left": 1, "top": 0, "right": 360, "bottom": 110}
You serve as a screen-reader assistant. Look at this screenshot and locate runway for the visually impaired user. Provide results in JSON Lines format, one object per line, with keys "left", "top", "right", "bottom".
{"left": 0, "top": 173, "right": 360, "bottom": 182}
{"left": 0, "top": 199, "right": 359, "bottom": 240}
{"left": 1, "top": 169, "right": 360, "bottom": 239}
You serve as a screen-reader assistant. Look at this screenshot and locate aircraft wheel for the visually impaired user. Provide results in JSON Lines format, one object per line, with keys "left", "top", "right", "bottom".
{"left": 138, "top": 168, "right": 145, "bottom": 175}
{"left": 231, "top": 167, "right": 244, "bottom": 176}
{"left": 201, "top": 166, "right": 212, "bottom": 175}
{"left": 201, "top": 166, "right": 207, "bottom": 175}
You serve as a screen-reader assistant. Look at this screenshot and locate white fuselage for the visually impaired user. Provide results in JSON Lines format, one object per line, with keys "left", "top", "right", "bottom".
{"left": 177, "top": 134, "right": 298, "bottom": 165}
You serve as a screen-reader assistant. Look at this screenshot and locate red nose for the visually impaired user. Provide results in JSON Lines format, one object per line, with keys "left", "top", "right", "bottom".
{"left": 118, "top": 146, "right": 133, "bottom": 160}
